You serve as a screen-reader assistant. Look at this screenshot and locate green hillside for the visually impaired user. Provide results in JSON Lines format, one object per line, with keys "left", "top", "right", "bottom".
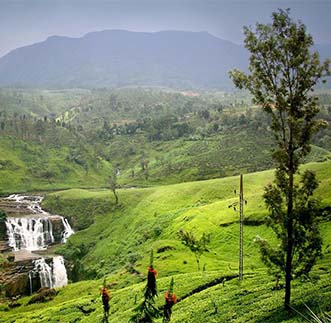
{"left": 0, "top": 88, "right": 88, "bottom": 117}
{"left": 0, "top": 88, "right": 330, "bottom": 322}
{"left": 1, "top": 161, "right": 329, "bottom": 322}
{"left": 0, "top": 137, "right": 112, "bottom": 194}
{"left": 1, "top": 88, "right": 331, "bottom": 192}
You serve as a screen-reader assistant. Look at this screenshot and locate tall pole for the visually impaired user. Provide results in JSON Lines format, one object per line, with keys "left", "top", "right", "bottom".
{"left": 239, "top": 174, "right": 244, "bottom": 281}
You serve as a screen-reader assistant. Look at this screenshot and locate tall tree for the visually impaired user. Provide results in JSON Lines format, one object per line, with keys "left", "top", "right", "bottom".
{"left": 229, "top": 9, "right": 330, "bottom": 309}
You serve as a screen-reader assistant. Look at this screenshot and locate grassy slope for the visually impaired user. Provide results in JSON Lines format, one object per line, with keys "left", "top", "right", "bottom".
{"left": 2, "top": 268, "right": 331, "bottom": 323}
{"left": 0, "top": 137, "right": 112, "bottom": 195}
{"left": 106, "top": 131, "right": 331, "bottom": 186}
{"left": 2, "top": 125, "right": 330, "bottom": 194}
{"left": 44, "top": 161, "right": 331, "bottom": 275}
{"left": 1, "top": 161, "right": 331, "bottom": 322}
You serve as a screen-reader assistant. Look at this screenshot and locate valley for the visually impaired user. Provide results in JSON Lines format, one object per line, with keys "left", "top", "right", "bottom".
{"left": 0, "top": 161, "right": 330, "bottom": 322}
{"left": 0, "top": 87, "right": 330, "bottom": 322}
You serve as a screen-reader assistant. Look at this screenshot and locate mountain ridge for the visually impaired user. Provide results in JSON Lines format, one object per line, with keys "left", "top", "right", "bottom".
{"left": 1, "top": 29, "right": 330, "bottom": 89}
{"left": 0, "top": 30, "right": 248, "bottom": 89}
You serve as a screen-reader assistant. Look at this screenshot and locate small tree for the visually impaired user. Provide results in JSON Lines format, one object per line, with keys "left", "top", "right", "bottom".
{"left": 178, "top": 229, "right": 210, "bottom": 271}
{"left": 109, "top": 171, "right": 119, "bottom": 205}
{"left": 229, "top": 9, "right": 330, "bottom": 309}
{"left": 130, "top": 250, "right": 160, "bottom": 323}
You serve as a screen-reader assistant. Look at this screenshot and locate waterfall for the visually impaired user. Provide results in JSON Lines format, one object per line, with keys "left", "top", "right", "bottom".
{"left": 61, "top": 217, "right": 74, "bottom": 243}
{"left": 52, "top": 256, "right": 68, "bottom": 288}
{"left": 4, "top": 194, "right": 73, "bottom": 294}
{"left": 5, "top": 217, "right": 58, "bottom": 251}
{"left": 6, "top": 218, "right": 48, "bottom": 251}
{"left": 31, "top": 256, "right": 68, "bottom": 289}
{"left": 29, "top": 272, "right": 33, "bottom": 295}
{"left": 34, "top": 258, "right": 53, "bottom": 288}
{"left": 5, "top": 194, "right": 74, "bottom": 251}
{"left": 6, "top": 194, "right": 48, "bottom": 215}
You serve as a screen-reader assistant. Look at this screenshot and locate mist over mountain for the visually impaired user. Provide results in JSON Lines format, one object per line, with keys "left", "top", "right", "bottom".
{"left": 0, "top": 30, "right": 249, "bottom": 89}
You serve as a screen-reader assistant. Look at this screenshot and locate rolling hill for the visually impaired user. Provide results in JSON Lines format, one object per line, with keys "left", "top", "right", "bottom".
{"left": 1, "top": 161, "right": 331, "bottom": 322}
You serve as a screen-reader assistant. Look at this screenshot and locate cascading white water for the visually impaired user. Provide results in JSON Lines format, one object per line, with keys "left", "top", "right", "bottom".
{"left": 31, "top": 256, "right": 68, "bottom": 289}
{"left": 6, "top": 194, "right": 48, "bottom": 215}
{"left": 5, "top": 194, "right": 74, "bottom": 251}
{"left": 28, "top": 272, "right": 33, "bottom": 295}
{"left": 4, "top": 194, "right": 73, "bottom": 293}
{"left": 5, "top": 217, "right": 55, "bottom": 251}
{"left": 33, "top": 258, "right": 54, "bottom": 288}
{"left": 61, "top": 217, "right": 74, "bottom": 243}
{"left": 52, "top": 256, "right": 68, "bottom": 288}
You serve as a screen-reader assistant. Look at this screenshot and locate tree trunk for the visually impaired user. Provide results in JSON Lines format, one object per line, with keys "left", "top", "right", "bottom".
{"left": 285, "top": 211, "right": 293, "bottom": 310}
{"left": 196, "top": 257, "right": 200, "bottom": 272}
{"left": 285, "top": 134, "right": 294, "bottom": 310}
{"left": 113, "top": 189, "right": 119, "bottom": 205}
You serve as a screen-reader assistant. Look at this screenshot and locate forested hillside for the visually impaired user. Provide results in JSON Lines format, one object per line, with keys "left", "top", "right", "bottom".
{"left": 1, "top": 88, "right": 331, "bottom": 193}
{"left": 0, "top": 86, "right": 331, "bottom": 322}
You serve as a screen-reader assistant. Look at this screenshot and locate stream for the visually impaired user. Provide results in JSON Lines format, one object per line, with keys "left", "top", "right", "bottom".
{"left": 1, "top": 194, "right": 74, "bottom": 294}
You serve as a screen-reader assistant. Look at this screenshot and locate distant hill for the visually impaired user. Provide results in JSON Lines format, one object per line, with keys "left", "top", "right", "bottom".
{"left": 0, "top": 30, "right": 249, "bottom": 89}
{"left": 0, "top": 30, "right": 330, "bottom": 89}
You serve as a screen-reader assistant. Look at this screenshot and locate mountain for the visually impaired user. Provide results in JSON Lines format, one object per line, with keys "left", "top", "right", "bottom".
{"left": 0, "top": 30, "right": 248, "bottom": 89}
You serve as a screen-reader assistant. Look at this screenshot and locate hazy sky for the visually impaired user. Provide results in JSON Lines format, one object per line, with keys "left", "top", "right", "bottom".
{"left": 1, "top": 0, "right": 331, "bottom": 58}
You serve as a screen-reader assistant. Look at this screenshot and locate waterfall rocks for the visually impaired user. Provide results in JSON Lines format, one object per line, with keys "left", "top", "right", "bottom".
{"left": 4, "top": 194, "right": 74, "bottom": 251}
{"left": 5, "top": 216, "right": 72, "bottom": 251}
{"left": 1, "top": 258, "right": 36, "bottom": 297}
{"left": 0, "top": 194, "right": 74, "bottom": 297}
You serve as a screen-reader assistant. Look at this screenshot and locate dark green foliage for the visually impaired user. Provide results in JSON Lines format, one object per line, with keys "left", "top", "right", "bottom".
{"left": 230, "top": 9, "right": 330, "bottom": 309}
{"left": 178, "top": 230, "right": 210, "bottom": 271}
{"left": 57, "top": 240, "right": 97, "bottom": 281}
{"left": 256, "top": 170, "right": 323, "bottom": 281}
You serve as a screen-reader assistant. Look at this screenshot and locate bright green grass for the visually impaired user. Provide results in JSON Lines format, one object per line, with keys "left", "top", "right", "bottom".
{"left": 1, "top": 161, "right": 330, "bottom": 322}
{"left": 1, "top": 264, "right": 330, "bottom": 323}
{"left": 42, "top": 161, "right": 331, "bottom": 277}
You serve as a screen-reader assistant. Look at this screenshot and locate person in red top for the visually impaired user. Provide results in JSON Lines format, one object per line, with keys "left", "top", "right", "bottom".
{"left": 163, "top": 290, "right": 177, "bottom": 322}
{"left": 148, "top": 266, "right": 157, "bottom": 277}
{"left": 101, "top": 287, "right": 110, "bottom": 320}
{"left": 146, "top": 266, "right": 158, "bottom": 298}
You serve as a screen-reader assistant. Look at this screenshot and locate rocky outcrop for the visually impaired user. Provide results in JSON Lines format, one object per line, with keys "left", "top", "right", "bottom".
{"left": 4, "top": 272, "right": 30, "bottom": 297}
{"left": 27, "top": 287, "right": 57, "bottom": 305}
{"left": 0, "top": 240, "right": 10, "bottom": 253}
{"left": 1, "top": 258, "right": 40, "bottom": 297}
{"left": 51, "top": 216, "right": 66, "bottom": 242}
